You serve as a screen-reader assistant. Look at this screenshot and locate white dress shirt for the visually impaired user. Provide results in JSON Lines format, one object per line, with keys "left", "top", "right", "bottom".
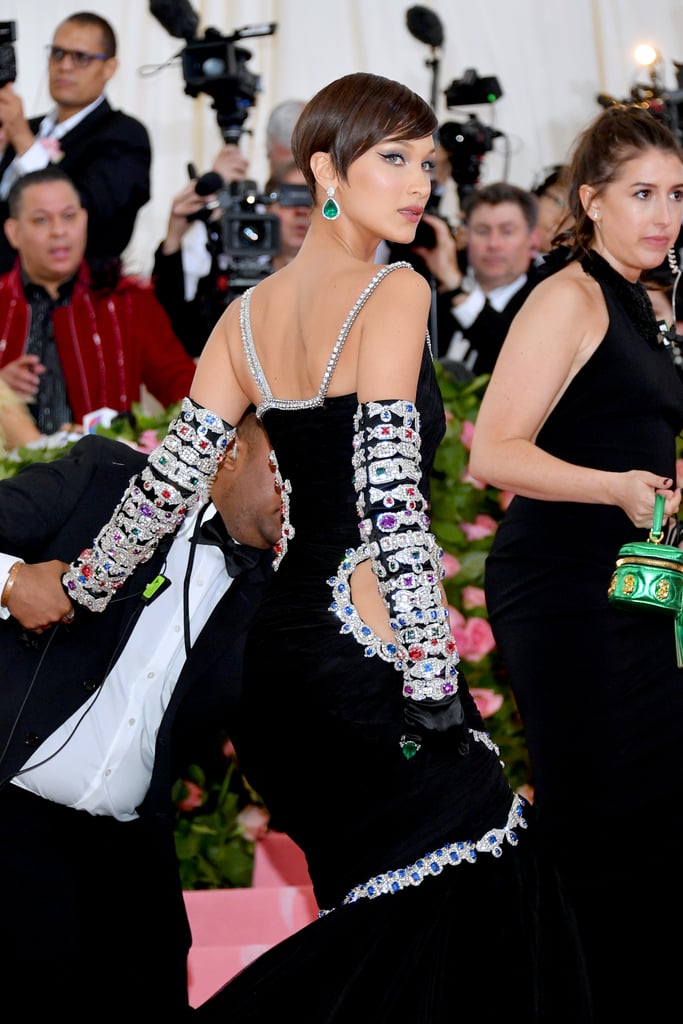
{"left": 0, "top": 94, "right": 106, "bottom": 199}
{"left": 9, "top": 503, "right": 232, "bottom": 819}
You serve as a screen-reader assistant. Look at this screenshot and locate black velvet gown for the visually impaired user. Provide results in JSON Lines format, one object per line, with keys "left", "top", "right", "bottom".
{"left": 196, "top": 264, "right": 592, "bottom": 1023}
{"left": 484, "top": 251, "right": 683, "bottom": 1022}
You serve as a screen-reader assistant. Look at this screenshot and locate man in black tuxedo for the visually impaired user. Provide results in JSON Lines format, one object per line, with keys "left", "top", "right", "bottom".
{"left": 0, "top": 11, "right": 151, "bottom": 275}
{"left": 411, "top": 182, "right": 541, "bottom": 372}
{"left": 0, "top": 412, "right": 280, "bottom": 1020}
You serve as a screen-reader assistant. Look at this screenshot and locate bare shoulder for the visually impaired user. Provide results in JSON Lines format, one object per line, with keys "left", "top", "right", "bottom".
{"left": 499, "top": 257, "right": 608, "bottom": 376}
{"left": 523, "top": 260, "right": 602, "bottom": 319}
{"left": 363, "top": 263, "right": 431, "bottom": 321}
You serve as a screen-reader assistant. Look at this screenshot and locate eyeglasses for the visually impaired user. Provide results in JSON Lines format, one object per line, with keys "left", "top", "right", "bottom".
{"left": 46, "top": 45, "right": 109, "bottom": 67}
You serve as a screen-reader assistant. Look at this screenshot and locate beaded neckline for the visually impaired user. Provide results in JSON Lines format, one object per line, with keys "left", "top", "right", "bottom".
{"left": 581, "top": 250, "right": 663, "bottom": 350}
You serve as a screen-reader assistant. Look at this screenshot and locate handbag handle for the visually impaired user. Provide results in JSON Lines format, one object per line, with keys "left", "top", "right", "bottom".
{"left": 649, "top": 492, "right": 665, "bottom": 544}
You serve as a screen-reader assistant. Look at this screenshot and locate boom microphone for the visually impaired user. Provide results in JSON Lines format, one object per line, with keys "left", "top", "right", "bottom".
{"left": 406, "top": 6, "right": 444, "bottom": 48}
{"left": 149, "top": 0, "right": 200, "bottom": 43}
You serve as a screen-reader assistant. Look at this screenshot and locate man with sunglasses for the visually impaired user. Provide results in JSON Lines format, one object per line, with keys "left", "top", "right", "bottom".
{"left": 0, "top": 11, "right": 151, "bottom": 276}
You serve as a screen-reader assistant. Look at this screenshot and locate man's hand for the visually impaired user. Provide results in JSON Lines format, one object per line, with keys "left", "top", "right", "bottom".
{"left": 5, "top": 560, "right": 74, "bottom": 631}
{"left": 0, "top": 354, "right": 45, "bottom": 400}
{"left": 412, "top": 213, "right": 463, "bottom": 293}
{"left": 0, "top": 83, "right": 34, "bottom": 156}
{"left": 211, "top": 144, "right": 249, "bottom": 184}
{"left": 160, "top": 179, "right": 209, "bottom": 254}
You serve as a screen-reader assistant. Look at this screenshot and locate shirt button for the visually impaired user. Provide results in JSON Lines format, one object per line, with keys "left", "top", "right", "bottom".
{"left": 128, "top": 718, "right": 135, "bottom": 727}
{"left": 147, "top": 671, "right": 155, "bottom": 679}
{"left": 104, "top": 768, "right": 111, "bottom": 776}
{"left": 174, "top": 623, "right": 181, "bottom": 633}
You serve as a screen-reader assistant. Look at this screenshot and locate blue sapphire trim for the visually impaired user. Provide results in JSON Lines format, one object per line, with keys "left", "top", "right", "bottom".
{"left": 318, "top": 794, "right": 528, "bottom": 916}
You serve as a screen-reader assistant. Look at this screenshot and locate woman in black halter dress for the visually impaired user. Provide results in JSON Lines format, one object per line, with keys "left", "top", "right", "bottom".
{"left": 471, "top": 105, "right": 683, "bottom": 1022}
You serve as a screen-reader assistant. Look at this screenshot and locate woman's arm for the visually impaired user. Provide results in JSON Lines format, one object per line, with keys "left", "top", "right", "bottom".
{"left": 353, "top": 268, "right": 465, "bottom": 755}
{"left": 469, "top": 270, "right": 680, "bottom": 524}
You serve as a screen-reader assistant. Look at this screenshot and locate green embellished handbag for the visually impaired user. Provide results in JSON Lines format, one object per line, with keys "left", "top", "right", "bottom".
{"left": 608, "top": 493, "right": 683, "bottom": 666}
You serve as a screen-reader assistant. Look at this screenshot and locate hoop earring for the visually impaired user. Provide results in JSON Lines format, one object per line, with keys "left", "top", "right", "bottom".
{"left": 322, "top": 186, "right": 340, "bottom": 221}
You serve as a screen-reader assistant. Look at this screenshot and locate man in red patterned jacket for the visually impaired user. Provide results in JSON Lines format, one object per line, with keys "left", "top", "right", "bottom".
{"left": 0, "top": 165, "right": 196, "bottom": 434}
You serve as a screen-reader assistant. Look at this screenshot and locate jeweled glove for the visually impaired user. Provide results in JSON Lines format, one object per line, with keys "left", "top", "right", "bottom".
{"left": 63, "top": 397, "right": 234, "bottom": 612}
{"left": 353, "top": 399, "right": 463, "bottom": 757}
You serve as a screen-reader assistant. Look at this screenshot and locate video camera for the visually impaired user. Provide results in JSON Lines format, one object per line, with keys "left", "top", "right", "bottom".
{"left": 597, "top": 59, "right": 683, "bottom": 147}
{"left": 413, "top": 69, "right": 504, "bottom": 249}
{"left": 0, "top": 21, "right": 17, "bottom": 89}
{"left": 439, "top": 69, "right": 504, "bottom": 203}
{"left": 149, "top": 0, "right": 276, "bottom": 143}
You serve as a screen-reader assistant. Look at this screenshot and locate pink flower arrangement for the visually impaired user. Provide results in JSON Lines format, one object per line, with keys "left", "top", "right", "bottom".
{"left": 237, "top": 804, "right": 271, "bottom": 842}
{"left": 451, "top": 615, "right": 496, "bottom": 662}
{"left": 460, "top": 419, "right": 475, "bottom": 450}
{"left": 460, "top": 514, "right": 498, "bottom": 541}
{"left": 469, "top": 687, "right": 504, "bottom": 718}
{"left": 440, "top": 551, "right": 461, "bottom": 579}
{"left": 448, "top": 604, "right": 465, "bottom": 631}
{"left": 135, "top": 429, "right": 161, "bottom": 454}
{"left": 462, "top": 585, "right": 486, "bottom": 610}
{"left": 177, "top": 779, "right": 204, "bottom": 812}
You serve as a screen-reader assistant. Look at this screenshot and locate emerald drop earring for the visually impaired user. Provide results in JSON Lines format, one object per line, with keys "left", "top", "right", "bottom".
{"left": 322, "top": 186, "right": 340, "bottom": 220}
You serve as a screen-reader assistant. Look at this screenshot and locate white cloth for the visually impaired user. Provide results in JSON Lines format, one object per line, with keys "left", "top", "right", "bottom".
{"left": 10, "top": 503, "right": 232, "bottom": 819}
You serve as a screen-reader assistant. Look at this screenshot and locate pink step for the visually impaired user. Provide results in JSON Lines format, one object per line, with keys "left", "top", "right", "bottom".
{"left": 184, "top": 833, "right": 317, "bottom": 1006}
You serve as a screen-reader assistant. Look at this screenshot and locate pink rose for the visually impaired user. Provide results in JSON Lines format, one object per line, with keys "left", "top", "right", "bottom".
{"left": 462, "top": 585, "right": 486, "bottom": 610}
{"left": 135, "top": 429, "right": 161, "bottom": 453}
{"left": 222, "top": 737, "right": 236, "bottom": 759}
{"left": 460, "top": 467, "right": 487, "bottom": 490}
{"left": 469, "top": 687, "right": 504, "bottom": 718}
{"left": 459, "top": 419, "right": 475, "bottom": 450}
{"left": 447, "top": 604, "right": 466, "bottom": 630}
{"left": 498, "top": 490, "right": 515, "bottom": 512}
{"left": 440, "top": 551, "right": 461, "bottom": 579}
{"left": 237, "top": 804, "right": 270, "bottom": 842}
{"left": 452, "top": 616, "right": 496, "bottom": 662}
{"left": 39, "top": 137, "right": 64, "bottom": 162}
{"left": 444, "top": 409, "right": 454, "bottom": 424}
{"left": 460, "top": 514, "right": 498, "bottom": 541}
{"left": 177, "top": 780, "right": 204, "bottom": 812}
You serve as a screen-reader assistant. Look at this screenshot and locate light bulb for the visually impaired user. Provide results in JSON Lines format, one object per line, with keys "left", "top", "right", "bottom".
{"left": 634, "top": 43, "right": 659, "bottom": 68}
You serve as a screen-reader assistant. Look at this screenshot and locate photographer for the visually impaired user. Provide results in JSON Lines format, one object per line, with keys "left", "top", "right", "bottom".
{"left": 0, "top": 12, "right": 151, "bottom": 277}
{"left": 152, "top": 145, "right": 249, "bottom": 358}
{"left": 152, "top": 160, "right": 311, "bottom": 358}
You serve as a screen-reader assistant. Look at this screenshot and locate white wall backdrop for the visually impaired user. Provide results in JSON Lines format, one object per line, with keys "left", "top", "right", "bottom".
{"left": 5, "top": 0, "right": 683, "bottom": 276}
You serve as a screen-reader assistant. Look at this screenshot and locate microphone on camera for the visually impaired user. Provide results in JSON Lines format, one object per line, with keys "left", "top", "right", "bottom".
{"left": 149, "top": 0, "right": 199, "bottom": 42}
{"left": 195, "top": 171, "right": 224, "bottom": 197}
{"left": 187, "top": 171, "right": 224, "bottom": 222}
{"left": 406, "top": 6, "right": 444, "bottom": 48}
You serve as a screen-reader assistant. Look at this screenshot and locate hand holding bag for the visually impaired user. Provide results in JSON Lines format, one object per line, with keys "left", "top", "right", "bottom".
{"left": 608, "top": 493, "right": 683, "bottom": 666}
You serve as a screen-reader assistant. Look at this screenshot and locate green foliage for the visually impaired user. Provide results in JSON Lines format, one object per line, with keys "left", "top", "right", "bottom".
{"left": 172, "top": 752, "right": 267, "bottom": 891}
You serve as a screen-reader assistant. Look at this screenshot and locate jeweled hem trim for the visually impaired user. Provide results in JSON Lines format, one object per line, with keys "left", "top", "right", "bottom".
{"left": 317, "top": 793, "right": 527, "bottom": 917}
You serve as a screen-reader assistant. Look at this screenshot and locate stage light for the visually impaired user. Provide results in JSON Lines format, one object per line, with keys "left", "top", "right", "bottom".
{"left": 634, "top": 42, "right": 659, "bottom": 69}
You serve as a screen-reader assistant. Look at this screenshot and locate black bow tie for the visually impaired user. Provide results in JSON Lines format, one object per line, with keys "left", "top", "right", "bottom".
{"left": 195, "top": 511, "right": 263, "bottom": 577}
